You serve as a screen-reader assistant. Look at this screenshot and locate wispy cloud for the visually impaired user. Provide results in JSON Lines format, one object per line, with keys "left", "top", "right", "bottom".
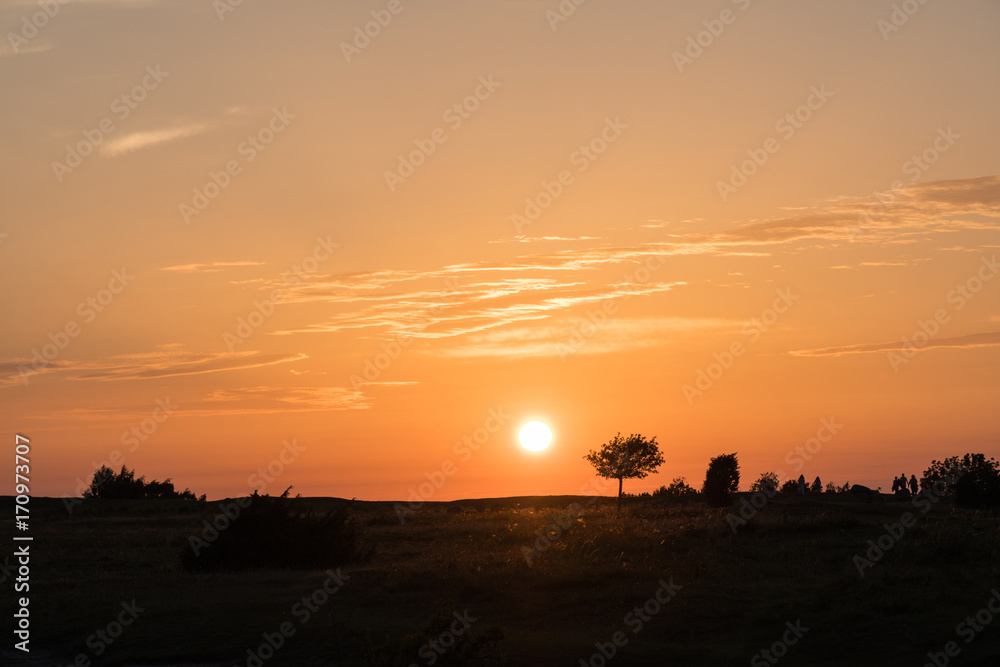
{"left": 162, "top": 261, "right": 266, "bottom": 273}
{"left": 27, "top": 384, "right": 375, "bottom": 424}
{"left": 696, "top": 175, "right": 1000, "bottom": 246}
{"left": 433, "top": 317, "right": 740, "bottom": 358}
{"left": 101, "top": 122, "right": 211, "bottom": 157}
{"left": 0, "top": 349, "right": 306, "bottom": 388}
{"left": 789, "top": 331, "right": 1000, "bottom": 358}
{"left": 200, "top": 386, "right": 371, "bottom": 412}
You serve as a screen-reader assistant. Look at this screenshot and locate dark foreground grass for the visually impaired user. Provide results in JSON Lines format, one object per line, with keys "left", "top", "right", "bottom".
{"left": 2, "top": 494, "right": 999, "bottom": 666}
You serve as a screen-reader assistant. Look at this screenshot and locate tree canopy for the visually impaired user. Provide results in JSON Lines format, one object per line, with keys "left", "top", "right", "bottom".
{"left": 922, "top": 453, "right": 1000, "bottom": 507}
{"left": 702, "top": 453, "right": 740, "bottom": 507}
{"left": 583, "top": 433, "right": 664, "bottom": 502}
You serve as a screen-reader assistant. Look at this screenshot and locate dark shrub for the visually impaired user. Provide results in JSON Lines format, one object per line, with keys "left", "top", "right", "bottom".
{"left": 182, "top": 488, "right": 367, "bottom": 571}
{"left": 653, "top": 477, "right": 698, "bottom": 500}
{"left": 86, "top": 465, "right": 201, "bottom": 501}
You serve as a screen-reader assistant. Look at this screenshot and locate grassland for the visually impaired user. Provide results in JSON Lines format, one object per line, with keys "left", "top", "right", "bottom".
{"left": 3, "top": 493, "right": 1000, "bottom": 666}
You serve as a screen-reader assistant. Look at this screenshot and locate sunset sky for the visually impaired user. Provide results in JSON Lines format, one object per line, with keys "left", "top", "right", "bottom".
{"left": 2, "top": 0, "right": 998, "bottom": 501}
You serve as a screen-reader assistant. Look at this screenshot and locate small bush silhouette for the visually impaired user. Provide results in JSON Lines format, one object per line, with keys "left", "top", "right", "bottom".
{"left": 702, "top": 453, "right": 740, "bottom": 507}
{"left": 653, "top": 477, "right": 698, "bottom": 500}
{"left": 181, "top": 488, "right": 366, "bottom": 572}
{"left": 810, "top": 476, "right": 823, "bottom": 493}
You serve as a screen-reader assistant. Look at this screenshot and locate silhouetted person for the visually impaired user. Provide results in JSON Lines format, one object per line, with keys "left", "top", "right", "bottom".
{"left": 797, "top": 474, "right": 805, "bottom": 495}
{"left": 891, "top": 476, "right": 900, "bottom": 492}
{"left": 909, "top": 475, "right": 919, "bottom": 495}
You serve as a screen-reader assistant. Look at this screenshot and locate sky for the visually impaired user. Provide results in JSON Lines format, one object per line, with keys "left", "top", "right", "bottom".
{"left": 1, "top": 0, "right": 999, "bottom": 501}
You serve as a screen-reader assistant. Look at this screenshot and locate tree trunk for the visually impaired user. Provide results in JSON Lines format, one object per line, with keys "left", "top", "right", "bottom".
{"left": 617, "top": 477, "right": 623, "bottom": 507}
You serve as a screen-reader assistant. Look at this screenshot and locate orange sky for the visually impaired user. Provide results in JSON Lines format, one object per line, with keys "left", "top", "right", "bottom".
{"left": 2, "top": 0, "right": 999, "bottom": 501}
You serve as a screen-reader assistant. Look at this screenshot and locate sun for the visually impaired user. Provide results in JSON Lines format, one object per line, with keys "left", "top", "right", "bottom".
{"left": 518, "top": 421, "right": 552, "bottom": 452}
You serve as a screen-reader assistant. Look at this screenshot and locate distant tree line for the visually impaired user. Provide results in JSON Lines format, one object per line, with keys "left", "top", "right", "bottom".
{"left": 584, "top": 431, "right": 1000, "bottom": 509}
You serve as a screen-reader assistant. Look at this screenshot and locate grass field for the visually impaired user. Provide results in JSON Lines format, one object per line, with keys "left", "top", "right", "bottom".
{"left": 3, "top": 493, "right": 1000, "bottom": 666}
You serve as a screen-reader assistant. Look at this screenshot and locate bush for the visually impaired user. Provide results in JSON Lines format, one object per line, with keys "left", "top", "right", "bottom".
{"left": 779, "top": 480, "right": 798, "bottom": 496}
{"left": 810, "top": 477, "right": 822, "bottom": 493}
{"left": 653, "top": 477, "right": 698, "bottom": 500}
{"left": 749, "top": 472, "right": 779, "bottom": 496}
{"left": 182, "top": 488, "right": 367, "bottom": 572}
{"left": 86, "top": 465, "right": 201, "bottom": 501}
{"left": 702, "top": 453, "right": 740, "bottom": 507}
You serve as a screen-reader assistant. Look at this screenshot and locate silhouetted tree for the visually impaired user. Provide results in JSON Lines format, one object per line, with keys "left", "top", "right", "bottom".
{"left": 922, "top": 454, "right": 1000, "bottom": 507}
{"left": 702, "top": 453, "right": 740, "bottom": 507}
{"left": 825, "top": 481, "right": 850, "bottom": 494}
{"left": 779, "top": 479, "right": 798, "bottom": 496}
{"left": 584, "top": 433, "right": 664, "bottom": 506}
{"left": 749, "top": 472, "right": 779, "bottom": 496}
{"left": 810, "top": 476, "right": 823, "bottom": 493}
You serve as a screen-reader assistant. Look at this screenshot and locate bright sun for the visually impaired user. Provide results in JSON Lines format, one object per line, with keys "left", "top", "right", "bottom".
{"left": 518, "top": 421, "right": 552, "bottom": 452}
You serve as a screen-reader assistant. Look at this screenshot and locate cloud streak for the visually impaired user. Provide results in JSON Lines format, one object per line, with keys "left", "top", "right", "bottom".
{"left": 789, "top": 331, "right": 1000, "bottom": 358}
{"left": 101, "top": 122, "right": 211, "bottom": 157}
{"left": 0, "top": 349, "right": 306, "bottom": 388}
